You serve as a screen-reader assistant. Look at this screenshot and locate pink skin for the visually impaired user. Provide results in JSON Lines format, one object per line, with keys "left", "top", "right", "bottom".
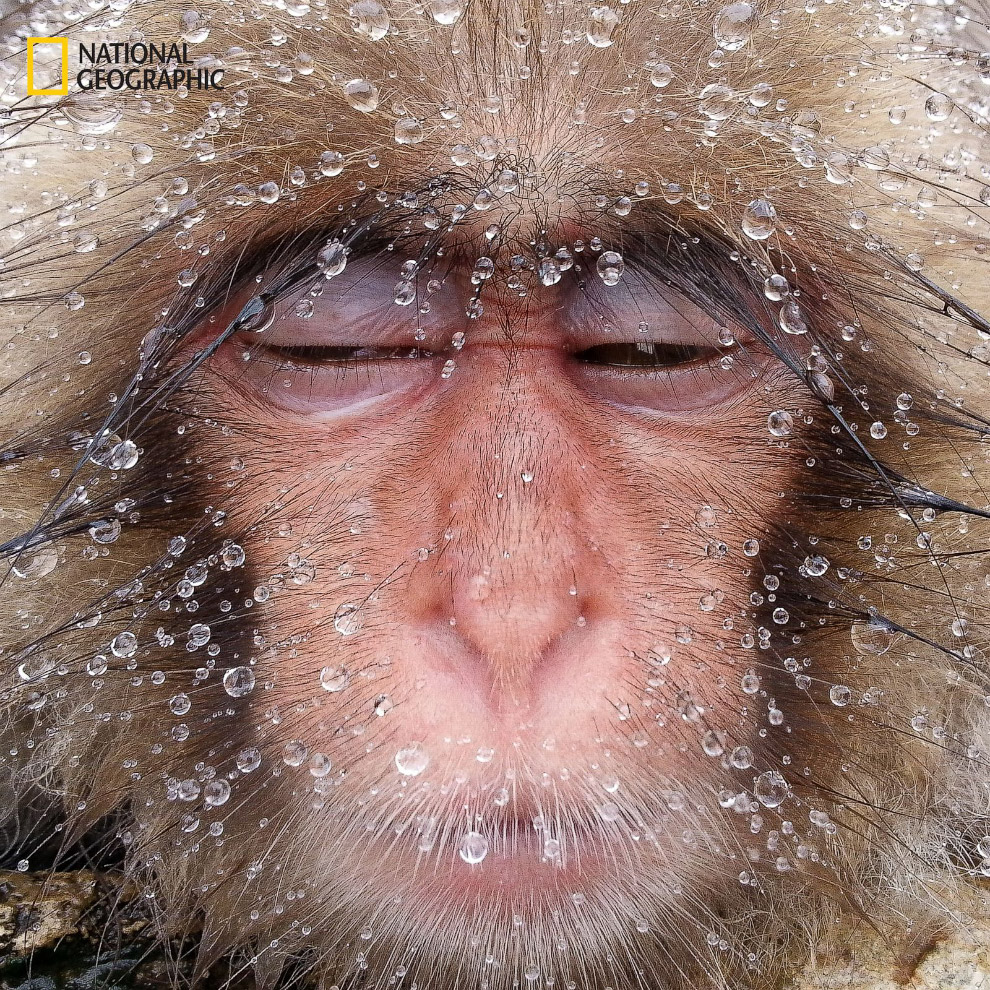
{"left": 197, "top": 248, "right": 800, "bottom": 902}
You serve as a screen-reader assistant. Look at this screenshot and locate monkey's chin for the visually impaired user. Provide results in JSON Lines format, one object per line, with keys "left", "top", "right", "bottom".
{"left": 284, "top": 835, "right": 729, "bottom": 990}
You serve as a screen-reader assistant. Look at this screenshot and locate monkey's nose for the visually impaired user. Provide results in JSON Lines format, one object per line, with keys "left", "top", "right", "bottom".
{"left": 441, "top": 558, "right": 592, "bottom": 707}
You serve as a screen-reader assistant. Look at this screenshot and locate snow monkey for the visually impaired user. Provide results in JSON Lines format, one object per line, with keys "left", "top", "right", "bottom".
{"left": 1, "top": 0, "right": 989, "bottom": 986}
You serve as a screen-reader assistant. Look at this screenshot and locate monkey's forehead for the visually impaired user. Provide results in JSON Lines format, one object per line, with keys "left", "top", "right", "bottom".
{"left": 15, "top": 0, "right": 980, "bottom": 222}
{"left": 3, "top": 0, "right": 986, "bottom": 347}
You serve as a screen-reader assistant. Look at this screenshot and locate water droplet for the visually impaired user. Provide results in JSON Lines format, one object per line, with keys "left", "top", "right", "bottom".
{"left": 257, "top": 181, "right": 280, "bottom": 204}
{"left": 395, "top": 743, "right": 429, "bottom": 776}
{"left": 829, "top": 684, "right": 851, "bottom": 706}
{"left": 320, "top": 665, "right": 351, "bottom": 692}
{"left": 596, "top": 250, "right": 624, "bottom": 285}
{"left": 741, "top": 198, "right": 776, "bottom": 240}
{"left": 223, "top": 666, "right": 256, "bottom": 697}
{"left": 586, "top": 6, "right": 620, "bottom": 47}
{"left": 237, "top": 747, "right": 262, "bottom": 773}
{"left": 754, "top": 770, "right": 788, "bottom": 808}
{"left": 111, "top": 632, "right": 138, "bottom": 658}
{"left": 319, "top": 150, "right": 345, "bottom": 176}
{"left": 317, "top": 239, "right": 348, "bottom": 279}
{"left": 430, "top": 0, "right": 463, "bottom": 23}
{"left": 394, "top": 281, "right": 417, "bottom": 306}
{"left": 204, "top": 779, "right": 231, "bottom": 807}
{"left": 170, "top": 693, "right": 191, "bottom": 716}
{"left": 343, "top": 78, "right": 379, "bottom": 112}
{"left": 701, "top": 730, "right": 725, "bottom": 756}
{"left": 713, "top": 2, "right": 757, "bottom": 51}
{"left": 333, "top": 602, "right": 362, "bottom": 636}
{"left": 779, "top": 300, "right": 808, "bottom": 335}
{"left": 538, "top": 258, "right": 561, "bottom": 285}
{"left": 283, "top": 740, "right": 308, "bottom": 766}
{"left": 62, "top": 96, "right": 122, "bottom": 134}
{"left": 851, "top": 619, "right": 895, "bottom": 655}
{"left": 924, "top": 92, "right": 952, "bottom": 121}
{"left": 349, "top": 0, "right": 389, "bottom": 39}
{"left": 73, "top": 231, "right": 99, "bottom": 253}
{"left": 698, "top": 83, "right": 735, "bottom": 120}
{"left": 394, "top": 117, "right": 424, "bottom": 144}
{"left": 767, "top": 410, "right": 793, "bottom": 436}
{"left": 458, "top": 830, "right": 489, "bottom": 863}
{"left": 300, "top": 750, "right": 330, "bottom": 779}
{"left": 730, "top": 745, "right": 754, "bottom": 769}
{"left": 649, "top": 62, "right": 672, "bottom": 87}
{"left": 180, "top": 10, "right": 210, "bottom": 42}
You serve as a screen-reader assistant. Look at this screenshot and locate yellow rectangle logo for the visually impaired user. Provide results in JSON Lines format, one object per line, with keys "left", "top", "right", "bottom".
{"left": 27, "top": 37, "right": 69, "bottom": 96}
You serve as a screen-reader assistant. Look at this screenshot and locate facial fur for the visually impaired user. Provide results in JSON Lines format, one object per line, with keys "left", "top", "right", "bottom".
{"left": 1, "top": 1, "right": 989, "bottom": 987}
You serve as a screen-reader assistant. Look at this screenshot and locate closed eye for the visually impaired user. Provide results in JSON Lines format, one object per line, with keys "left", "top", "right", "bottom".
{"left": 574, "top": 342, "right": 717, "bottom": 368}
{"left": 262, "top": 344, "right": 437, "bottom": 365}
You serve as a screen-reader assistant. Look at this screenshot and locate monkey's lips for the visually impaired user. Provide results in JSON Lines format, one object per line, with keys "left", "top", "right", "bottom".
{"left": 367, "top": 802, "right": 661, "bottom": 910}
{"left": 405, "top": 833, "right": 610, "bottom": 905}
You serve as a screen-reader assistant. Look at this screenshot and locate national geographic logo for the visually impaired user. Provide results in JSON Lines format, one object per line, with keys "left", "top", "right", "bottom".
{"left": 26, "top": 38, "right": 224, "bottom": 95}
{"left": 26, "top": 38, "right": 68, "bottom": 96}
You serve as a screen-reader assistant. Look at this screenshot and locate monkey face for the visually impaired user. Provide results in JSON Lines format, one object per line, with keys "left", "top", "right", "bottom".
{"left": 2, "top": 1, "right": 990, "bottom": 988}
{"left": 188, "top": 224, "right": 802, "bottom": 906}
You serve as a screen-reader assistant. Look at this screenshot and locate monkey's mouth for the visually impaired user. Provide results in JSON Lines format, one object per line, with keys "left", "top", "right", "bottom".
{"left": 350, "top": 796, "right": 687, "bottom": 908}
{"left": 399, "top": 830, "right": 614, "bottom": 905}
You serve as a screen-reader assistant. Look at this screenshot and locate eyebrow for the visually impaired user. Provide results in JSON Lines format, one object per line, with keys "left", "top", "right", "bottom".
{"left": 176, "top": 181, "right": 776, "bottom": 357}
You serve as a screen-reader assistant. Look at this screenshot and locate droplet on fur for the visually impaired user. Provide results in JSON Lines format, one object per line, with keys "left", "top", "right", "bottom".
{"left": 767, "top": 410, "right": 793, "bottom": 436}
{"left": 395, "top": 743, "right": 429, "bottom": 776}
{"left": 394, "top": 118, "right": 424, "bottom": 144}
{"left": 586, "top": 6, "right": 620, "bottom": 47}
{"left": 343, "top": 78, "right": 380, "bottom": 112}
{"left": 350, "top": 0, "right": 389, "bottom": 39}
{"left": 223, "top": 666, "right": 256, "bottom": 697}
{"left": 596, "top": 250, "right": 625, "bottom": 285}
{"left": 754, "top": 771, "right": 788, "bottom": 808}
{"left": 458, "top": 830, "right": 489, "bottom": 863}
{"left": 430, "top": 0, "right": 463, "bottom": 24}
{"left": 741, "top": 199, "right": 776, "bottom": 240}
{"left": 713, "top": 2, "right": 757, "bottom": 51}
{"left": 320, "top": 665, "right": 351, "bottom": 692}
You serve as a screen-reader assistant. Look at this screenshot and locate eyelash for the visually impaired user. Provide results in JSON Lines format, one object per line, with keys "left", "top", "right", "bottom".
{"left": 241, "top": 340, "right": 728, "bottom": 384}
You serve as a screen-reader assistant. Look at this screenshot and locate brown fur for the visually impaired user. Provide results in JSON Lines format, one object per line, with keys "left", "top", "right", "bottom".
{"left": 1, "top": 0, "right": 989, "bottom": 987}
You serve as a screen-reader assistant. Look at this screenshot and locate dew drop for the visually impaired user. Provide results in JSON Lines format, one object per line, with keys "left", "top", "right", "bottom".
{"left": 586, "top": 6, "right": 620, "bottom": 47}
{"left": 924, "top": 92, "right": 952, "bottom": 121}
{"left": 430, "top": 0, "right": 463, "bottom": 23}
{"left": 320, "top": 665, "right": 351, "bottom": 692}
{"left": 394, "top": 117, "right": 424, "bottom": 144}
{"left": 223, "top": 665, "right": 256, "bottom": 698}
{"left": 334, "top": 603, "right": 362, "bottom": 635}
{"left": 349, "top": 0, "right": 389, "bottom": 39}
{"left": 754, "top": 770, "right": 789, "bottom": 808}
{"left": 741, "top": 199, "right": 776, "bottom": 240}
{"left": 343, "top": 78, "right": 380, "bottom": 112}
{"left": 458, "top": 830, "right": 489, "bottom": 863}
{"left": 767, "top": 410, "right": 793, "bottom": 437}
{"left": 596, "top": 250, "right": 625, "bottom": 285}
{"left": 395, "top": 743, "right": 429, "bottom": 776}
{"left": 713, "top": 2, "right": 757, "bottom": 51}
